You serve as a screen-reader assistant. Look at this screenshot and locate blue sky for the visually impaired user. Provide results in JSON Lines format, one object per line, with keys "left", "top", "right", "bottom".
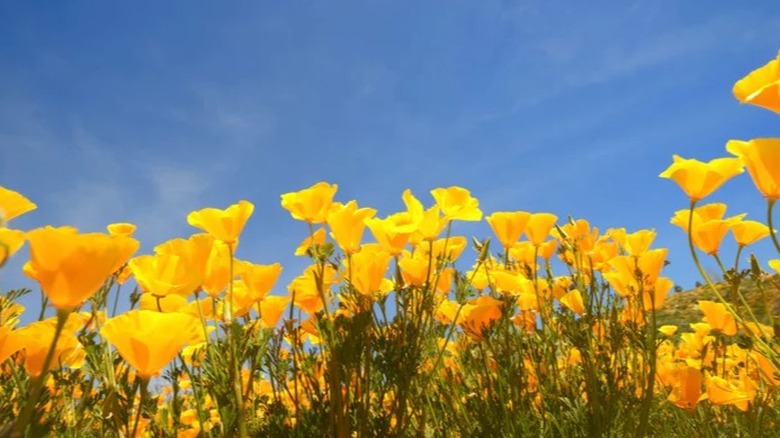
{"left": 2, "top": 1, "right": 780, "bottom": 317}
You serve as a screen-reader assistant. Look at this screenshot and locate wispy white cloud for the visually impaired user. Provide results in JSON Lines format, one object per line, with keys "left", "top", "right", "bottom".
{"left": 502, "top": 3, "right": 780, "bottom": 107}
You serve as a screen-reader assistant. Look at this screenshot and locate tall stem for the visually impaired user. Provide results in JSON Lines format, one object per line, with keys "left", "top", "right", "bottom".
{"left": 768, "top": 199, "right": 780, "bottom": 256}
{"left": 227, "top": 244, "right": 248, "bottom": 438}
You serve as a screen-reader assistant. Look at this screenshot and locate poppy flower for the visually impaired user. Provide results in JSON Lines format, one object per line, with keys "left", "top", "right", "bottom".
{"left": 281, "top": 182, "right": 338, "bottom": 224}
{"left": 326, "top": 200, "right": 376, "bottom": 254}
{"left": 659, "top": 155, "right": 743, "bottom": 201}
{"left": 101, "top": 309, "right": 200, "bottom": 378}
{"left": 733, "top": 50, "right": 780, "bottom": 115}
{"left": 486, "top": 211, "right": 532, "bottom": 250}
{"left": 26, "top": 226, "right": 128, "bottom": 310}
{"left": 430, "top": 186, "right": 482, "bottom": 222}
{"left": 727, "top": 138, "right": 780, "bottom": 200}
{"left": 187, "top": 200, "right": 254, "bottom": 245}
{"left": 0, "top": 185, "right": 36, "bottom": 223}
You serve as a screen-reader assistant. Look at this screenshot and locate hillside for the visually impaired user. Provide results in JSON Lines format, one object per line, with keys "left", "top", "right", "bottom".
{"left": 654, "top": 274, "right": 780, "bottom": 330}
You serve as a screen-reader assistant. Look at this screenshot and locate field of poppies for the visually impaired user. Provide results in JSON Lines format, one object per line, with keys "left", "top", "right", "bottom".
{"left": 1, "top": 51, "right": 780, "bottom": 437}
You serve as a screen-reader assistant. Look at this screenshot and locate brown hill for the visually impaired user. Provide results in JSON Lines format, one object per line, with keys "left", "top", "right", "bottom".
{"left": 654, "top": 274, "right": 780, "bottom": 330}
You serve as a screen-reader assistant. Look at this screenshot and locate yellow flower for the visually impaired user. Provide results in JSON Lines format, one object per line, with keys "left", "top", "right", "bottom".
{"left": 524, "top": 213, "right": 558, "bottom": 246}
{"left": 295, "top": 227, "right": 326, "bottom": 256}
{"left": 156, "top": 233, "right": 214, "bottom": 273}
{"left": 139, "top": 293, "right": 188, "bottom": 313}
{"left": 706, "top": 375, "right": 755, "bottom": 411}
{"left": 402, "top": 189, "right": 447, "bottom": 243}
{"left": 667, "top": 364, "right": 703, "bottom": 410}
{"left": 187, "top": 200, "right": 254, "bottom": 245}
{"left": 768, "top": 259, "right": 780, "bottom": 275}
{"left": 731, "top": 219, "right": 770, "bottom": 247}
{"left": 559, "top": 289, "right": 585, "bottom": 315}
{"left": 257, "top": 295, "right": 290, "bottom": 328}
{"left": 659, "top": 155, "right": 743, "bottom": 201}
{"left": 366, "top": 214, "right": 415, "bottom": 256}
{"left": 327, "top": 200, "right": 376, "bottom": 254}
{"left": 727, "top": 138, "right": 780, "bottom": 200}
{"left": 222, "top": 280, "right": 256, "bottom": 320}
{"left": 430, "top": 186, "right": 482, "bottom": 221}
{"left": 690, "top": 220, "right": 732, "bottom": 255}
{"left": 644, "top": 277, "right": 673, "bottom": 311}
{"left": 0, "top": 228, "right": 26, "bottom": 266}
{"left": 460, "top": 296, "right": 503, "bottom": 340}
{"left": 486, "top": 211, "right": 532, "bottom": 250}
{"left": 202, "top": 241, "right": 243, "bottom": 297}
{"left": 17, "top": 313, "right": 85, "bottom": 376}
{"left": 509, "top": 241, "right": 536, "bottom": 266}
{"left": 698, "top": 301, "right": 737, "bottom": 336}
{"left": 26, "top": 226, "right": 127, "bottom": 310}
{"left": 611, "top": 228, "right": 656, "bottom": 256}
{"left": 0, "top": 326, "right": 24, "bottom": 365}
{"left": 106, "top": 222, "right": 137, "bottom": 237}
{"left": 0, "top": 297, "right": 24, "bottom": 328}
{"left": 100, "top": 310, "right": 200, "bottom": 378}
{"left": 733, "top": 50, "right": 780, "bottom": 114}
{"left": 281, "top": 182, "right": 338, "bottom": 224}
{"left": 344, "top": 246, "right": 393, "bottom": 297}
{"left": 129, "top": 253, "right": 203, "bottom": 297}
{"left": 0, "top": 185, "right": 37, "bottom": 223}
{"left": 671, "top": 205, "right": 744, "bottom": 255}
{"left": 417, "top": 236, "right": 468, "bottom": 263}
{"left": 241, "top": 262, "right": 283, "bottom": 301}
{"left": 289, "top": 265, "right": 338, "bottom": 315}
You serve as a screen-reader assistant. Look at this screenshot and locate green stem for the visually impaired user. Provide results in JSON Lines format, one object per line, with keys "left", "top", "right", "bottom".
{"left": 688, "top": 201, "right": 780, "bottom": 373}
{"left": 131, "top": 376, "right": 149, "bottom": 438}
{"left": 768, "top": 199, "right": 780, "bottom": 256}
{"left": 226, "top": 243, "right": 248, "bottom": 438}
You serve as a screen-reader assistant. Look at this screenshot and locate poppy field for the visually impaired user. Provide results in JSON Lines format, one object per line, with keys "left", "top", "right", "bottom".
{"left": 1, "top": 51, "right": 780, "bottom": 437}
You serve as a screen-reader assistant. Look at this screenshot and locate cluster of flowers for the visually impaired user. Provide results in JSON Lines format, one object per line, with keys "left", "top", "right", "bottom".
{"left": 0, "top": 50, "right": 779, "bottom": 436}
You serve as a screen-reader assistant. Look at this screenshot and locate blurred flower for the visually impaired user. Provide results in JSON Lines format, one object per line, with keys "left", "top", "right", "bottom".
{"left": 0, "top": 185, "right": 37, "bottom": 223}
{"left": 727, "top": 138, "right": 780, "bottom": 200}
{"left": 295, "top": 227, "right": 326, "bottom": 256}
{"left": 698, "top": 301, "right": 737, "bottom": 336}
{"left": 706, "top": 375, "right": 755, "bottom": 411}
{"left": 106, "top": 222, "right": 137, "bottom": 237}
{"left": 17, "top": 313, "right": 85, "bottom": 376}
{"left": 667, "top": 364, "right": 703, "bottom": 410}
{"left": 0, "top": 326, "right": 24, "bottom": 365}
{"left": 0, "top": 228, "right": 25, "bottom": 266}
{"left": 559, "top": 289, "right": 585, "bottom": 315}
{"left": 733, "top": 50, "right": 780, "bottom": 114}
{"left": 460, "top": 296, "right": 503, "bottom": 340}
